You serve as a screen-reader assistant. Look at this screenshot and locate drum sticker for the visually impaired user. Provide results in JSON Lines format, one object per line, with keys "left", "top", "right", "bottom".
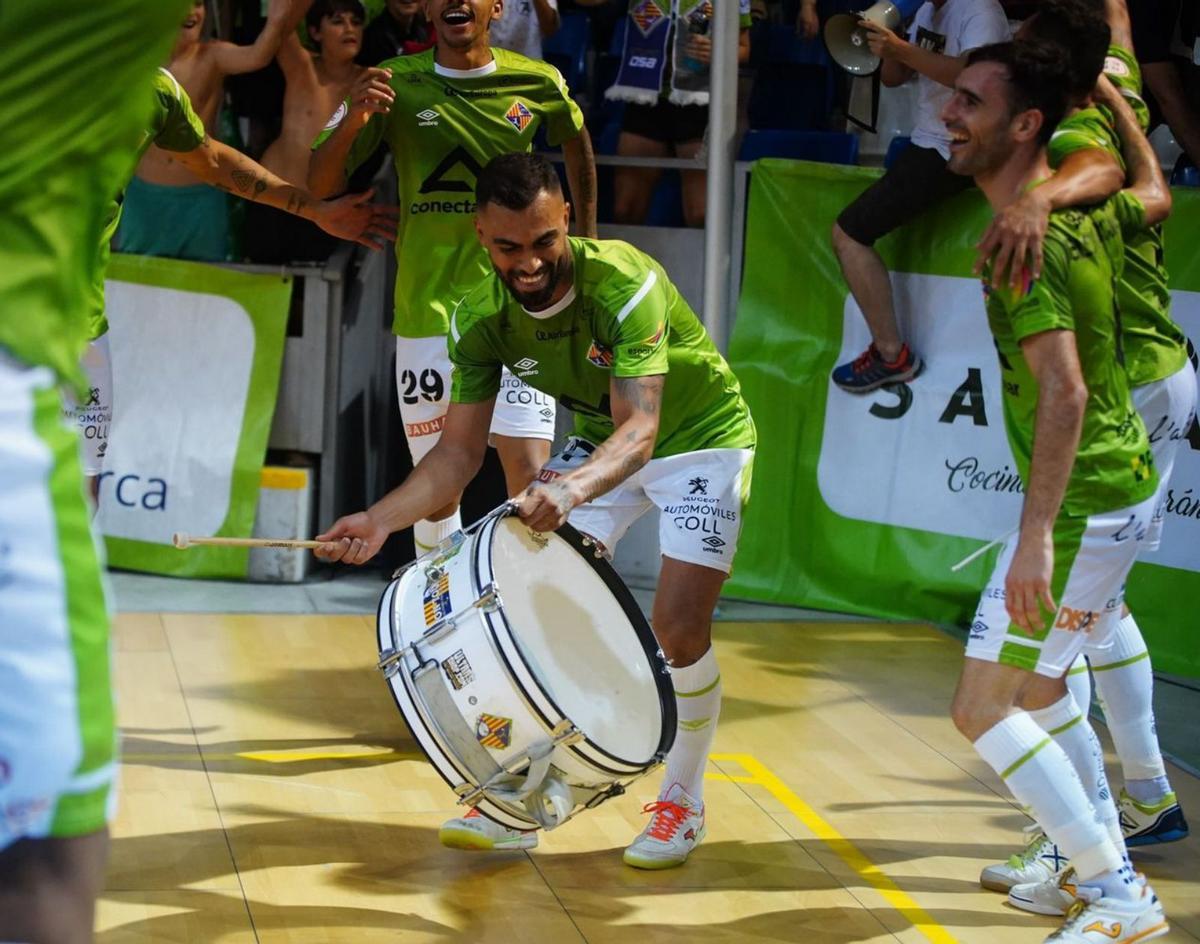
{"left": 422, "top": 572, "right": 452, "bottom": 627}
{"left": 441, "top": 649, "right": 475, "bottom": 690}
{"left": 476, "top": 713, "right": 513, "bottom": 750}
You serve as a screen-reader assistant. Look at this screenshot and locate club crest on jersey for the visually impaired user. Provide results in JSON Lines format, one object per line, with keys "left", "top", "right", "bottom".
{"left": 505, "top": 100, "right": 534, "bottom": 133}
{"left": 631, "top": 0, "right": 667, "bottom": 35}
{"left": 587, "top": 340, "right": 614, "bottom": 368}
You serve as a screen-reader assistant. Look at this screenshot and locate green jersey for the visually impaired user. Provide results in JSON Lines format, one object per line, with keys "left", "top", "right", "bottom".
{"left": 450, "top": 238, "right": 756, "bottom": 457}
{"left": 0, "top": 1, "right": 189, "bottom": 389}
{"left": 1046, "top": 44, "right": 1187, "bottom": 387}
{"left": 88, "top": 68, "right": 207, "bottom": 341}
{"left": 317, "top": 48, "right": 584, "bottom": 338}
{"left": 984, "top": 204, "right": 1157, "bottom": 517}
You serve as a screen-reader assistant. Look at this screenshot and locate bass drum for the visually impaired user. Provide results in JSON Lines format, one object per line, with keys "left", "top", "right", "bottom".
{"left": 377, "top": 506, "right": 675, "bottom": 831}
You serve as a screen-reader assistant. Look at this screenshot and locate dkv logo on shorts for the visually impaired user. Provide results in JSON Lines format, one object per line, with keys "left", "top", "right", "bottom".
{"left": 1054, "top": 606, "right": 1101, "bottom": 633}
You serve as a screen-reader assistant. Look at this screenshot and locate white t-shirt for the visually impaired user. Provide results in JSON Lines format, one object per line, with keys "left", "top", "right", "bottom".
{"left": 490, "top": 0, "right": 559, "bottom": 61}
{"left": 906, "top": 0, "right": 1010, "bottom": 158}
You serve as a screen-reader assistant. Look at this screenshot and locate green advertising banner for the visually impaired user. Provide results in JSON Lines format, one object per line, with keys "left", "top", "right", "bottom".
{"left": 727, "top": 159, "right": 1200, "bottom": 679}
{"left": 97, "top": 254, "right": 292, "bottom": 579}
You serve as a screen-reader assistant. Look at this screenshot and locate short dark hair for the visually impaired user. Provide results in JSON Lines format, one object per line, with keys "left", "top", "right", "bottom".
{"left": 966, "top": 41, "right": 1071, "bottom": 145}
{"left": 1020, "top": 0, "right": 1109, "bottom": 101}
{"left": 307, "top": 0, "right": 366, "bottom": 31}
{"left": 476, "top": 152, "right": 563, "bottom": 211}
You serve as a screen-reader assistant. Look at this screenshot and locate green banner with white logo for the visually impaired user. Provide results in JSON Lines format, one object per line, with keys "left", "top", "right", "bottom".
{"left": 727, "top": 159, "right": 1200, "bottom": 679}
{"left": 97, "top": 254, "right": 292, "bottom": 579}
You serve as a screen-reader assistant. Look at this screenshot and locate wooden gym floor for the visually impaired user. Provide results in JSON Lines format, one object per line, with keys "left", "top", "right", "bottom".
{"left": 100, "top": 612, "right": 1200, "bottom": 943}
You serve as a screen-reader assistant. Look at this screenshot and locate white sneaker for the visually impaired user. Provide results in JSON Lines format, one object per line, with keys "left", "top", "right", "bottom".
{"left": 980, "top": 826, "right": 1067, "bottom": 892}
{"left": 1009, "top": 867, "right": 1083, "bottom": 917}
{"left": 1119, "top": 789, "right": 1189, "bottom": 846}
{"left": 1044, "top": 884, "right": 1169, "bottom": 943}
{"left": 623, "top": 783, "right": 706, "bottom": 870}
{"left": 438, "top": 807, "right": 539, "bottom": 851}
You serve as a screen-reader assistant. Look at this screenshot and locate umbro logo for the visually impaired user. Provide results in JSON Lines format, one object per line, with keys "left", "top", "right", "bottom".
{"left": 417, "top": 109, "right": 439, "bottom": 126}
{"left": 701, "top": 536, "right": 725, "bottom": 549}
{"left": 514, "top": 357, "right": 539, "bottom": 377}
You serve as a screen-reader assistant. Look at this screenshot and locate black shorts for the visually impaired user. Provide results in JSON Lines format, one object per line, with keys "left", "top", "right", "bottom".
{"left": 836, "top": 142, "right": 974, "bottom": 247}
{"left": 621, "top": 99, "right": 708, "bottom": 145}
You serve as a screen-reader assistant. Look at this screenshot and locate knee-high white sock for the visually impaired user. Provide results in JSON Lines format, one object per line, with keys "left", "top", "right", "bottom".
{"left": 663, "top": 646, "right": 721, "bottom": 804}
{"left": 1029, "top": 694, "right": 1125, "bottom": 856}
{"left": 1066, "top": 654, "right": 1093, "bottom": 716}
{"left": 1090, "top": 613, "right": 1170, "bottom": 794}
{"left": 973, "top": 713, "right": 1122, "bottom": 882}
{"left": 413, "top": 511, "right": 462, "bottom": 554}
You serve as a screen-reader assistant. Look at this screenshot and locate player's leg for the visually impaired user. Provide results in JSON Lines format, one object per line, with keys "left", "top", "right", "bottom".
{"left": 830, "top": 144, "right": 968, "bottom": 391}
{"left": 395, "top": 335, "right": 463, "bottom": 552}
{"left": 489, "top": 367, "right": 556, "bottom": 497}
{"left": 1104, "top": 0, "right": 1134, "bottom": 55}
{"left": 619, "top": 447, "right": 752, "bottom": 869}
{"left": 614, "top": 104, "right": 670, "bottom": 224}
{"left": 1090, "top": 365, "right": 1197, "bottom": 845}
{"left": 0, "top": 359, "right": 118, "bottom": 942}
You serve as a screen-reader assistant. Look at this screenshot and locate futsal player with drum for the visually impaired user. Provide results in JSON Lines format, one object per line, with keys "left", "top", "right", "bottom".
{"left": 317, "top": 151, "right": 756, "bottom": 870}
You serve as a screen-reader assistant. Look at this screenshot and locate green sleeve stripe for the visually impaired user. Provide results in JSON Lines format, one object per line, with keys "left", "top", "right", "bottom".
{"left": 1090, "top": 651, "right": 1150, "bottom": 673}
{"left": 676, "top": 675, "right": 721, "bottom": 698}
{"left": 1045, "top": 714, "right": 1083, "bottom": 737}
{"left": 1002, "top": 736, "right": 1053, "bottom": 780}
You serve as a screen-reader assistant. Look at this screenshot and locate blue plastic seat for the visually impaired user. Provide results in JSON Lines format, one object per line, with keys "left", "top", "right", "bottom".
{"left": 543, "top": 12, "right": 591, "bottom": 97}
{"left": 738, "top": 129, "right": 859, "bottom": 164}
{"left": 884, "top": 135, "right": 912, "bottom": 169}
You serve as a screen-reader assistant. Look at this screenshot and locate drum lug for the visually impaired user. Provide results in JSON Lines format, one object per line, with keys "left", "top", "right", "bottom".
{"left": 478, "top": 583, "right": 502, "bottom": 614}
{"left": 584, "top": 782, "right": 625, "bottom": 810}
{"left": 377, "top": 648, "right": 404, "bottom": 679}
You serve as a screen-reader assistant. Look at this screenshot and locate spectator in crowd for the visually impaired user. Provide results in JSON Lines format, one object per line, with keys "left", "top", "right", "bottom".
{"left": 117, "top": 0, "right": 308, "bottom": 261}
{"left": 601, "top": 0, "right": 751, "bottom": 228}
{"left": 829, "top": 0, "right": 1009, "bottom": 393}
{"left": 360, "top": 0, "right": 435, "bottom": 63}
{"left": 1129, "top": 0, "right": 1200, "bottom": 171}
{"left": 489, "top": 0, "right": 561, "bottom": 59}
{"left": 244, "top": 0, "right": 371, "bottom": 263}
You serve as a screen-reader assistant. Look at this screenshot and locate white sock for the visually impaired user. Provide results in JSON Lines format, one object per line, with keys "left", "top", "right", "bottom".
{"left": 413, "top": 511, "right": 462, "bottom": 554}
{"left": 1065, "top": 654, "right": 1093, "bottom": 715}
{"left": 973, "top": 713, "right": 1121, "bottom": 882}
{"left": 663, "top": 646, "right": 721, "bottom": 804}
{"left": 1029, "top": 694, "right": 1125, "bottom": 858}
{"left": 1089, "top": 613, "right": 1169, "bottom": 787}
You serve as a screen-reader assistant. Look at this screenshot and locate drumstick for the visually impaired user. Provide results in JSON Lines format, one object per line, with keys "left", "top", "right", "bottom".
{"left": 949, "top": 526, "right": 1018, "bottom": 572}
{"left": 172, "top": 533, "right": 333, "bottom": 550}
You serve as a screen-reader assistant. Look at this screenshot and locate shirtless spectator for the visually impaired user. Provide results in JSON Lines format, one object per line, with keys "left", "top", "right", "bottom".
{"left": 244, "top": 0, "right": 373, "bottom": 263}
{"left": 117, "top": 0, "right": 308, "bottom": 262}
{"left": 360, "top": 0, "right": 434, "bottom": 64}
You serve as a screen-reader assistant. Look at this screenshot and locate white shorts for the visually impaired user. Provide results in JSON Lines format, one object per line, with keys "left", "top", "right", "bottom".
{"left": 60, "top": 332, "right": 113, "bottom": 476}
{"left": 0, "top": 352, "right": 117, "bottom": 849}
{"left": 1133, "top": 362, "right": 1198, "bottom": 551}
{"left": 395, "top": 335, "right": 555, "bottom": 464}
{"left": 538, "top": 437, "right": 755, "bottom": 574}
{"left": 965, "top": 494, "right": 1156, "bottom": 678}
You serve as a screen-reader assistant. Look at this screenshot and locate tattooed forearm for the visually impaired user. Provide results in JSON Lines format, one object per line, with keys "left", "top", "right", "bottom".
{"left": 285, "top": 190, "right": 310, "bottom": 216}
{"left": 565, "top": 127, "right": 598, "bottom": 237}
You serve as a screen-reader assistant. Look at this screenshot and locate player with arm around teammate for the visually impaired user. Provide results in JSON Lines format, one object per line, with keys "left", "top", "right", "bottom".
{"left": 974, "top": 2, "right": 1194, "bottom": 890}
{"left": 317, "top": 152, "right": 755, "bottom": 870}
{"left": 942, "top": 42, "right": 1168, "bottom": 944}
{"left": 308, "top": 0, "right": 599, "bottom": 556}
{"left": 62, "top": 65, "right": 397, "bottom": 500}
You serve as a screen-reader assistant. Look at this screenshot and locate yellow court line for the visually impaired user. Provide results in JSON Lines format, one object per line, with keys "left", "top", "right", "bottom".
{"left": 711, "top": 752, "right": 959, "bottom": 944}
{"left": 121, "top": 748, "right": 409, "bottom": 764}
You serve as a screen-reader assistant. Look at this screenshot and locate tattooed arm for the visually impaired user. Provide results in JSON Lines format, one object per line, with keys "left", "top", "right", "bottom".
{"left": 562, "top": 125, "right": 599, "bottom": 238}
{"left": 519, "top": 374, "right": 664, "bottom": 532}
{"left": 173, "top": 136, "right": 397, "bottom": 249}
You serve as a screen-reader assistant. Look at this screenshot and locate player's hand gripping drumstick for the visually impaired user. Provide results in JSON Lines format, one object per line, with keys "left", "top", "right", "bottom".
{"left": 173, "top": 533, "right": 336, "bottom": 551}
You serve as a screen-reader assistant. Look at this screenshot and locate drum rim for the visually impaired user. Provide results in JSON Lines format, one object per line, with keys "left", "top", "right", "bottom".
{"left": 479, "top": 516, "right": 677, "bottom": 770}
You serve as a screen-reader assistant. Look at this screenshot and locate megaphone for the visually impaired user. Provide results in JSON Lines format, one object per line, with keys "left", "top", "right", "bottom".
{"left": 823, "top": 0, "right": 925, "bottom": 75}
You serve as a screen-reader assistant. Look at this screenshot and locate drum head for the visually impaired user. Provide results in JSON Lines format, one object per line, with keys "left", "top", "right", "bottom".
{"left": 488, "top": 518, "right": 669, "bottom": 765}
